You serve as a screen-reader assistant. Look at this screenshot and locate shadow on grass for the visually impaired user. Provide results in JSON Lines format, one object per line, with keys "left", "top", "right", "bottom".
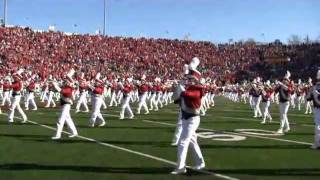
{"left": 46, "top": 139, "right": 172, "bottom": 147}
{"left": 0, "top": 163, "right": 205, "bottom": 176}
{"left": 212, "top": 168, "right": 320, "bottom": 176}
{"left": 0, "top": 133, "right": 49, "bottom": 139}
{"left": 0, "top": 121, "right": 39, "bottom": 126}
{"left": 285, "top": 132, "right": 314, "bottom": 135}
{"left": 0, "top": 163, "right": 319, "bottom": 177}
{"left": 200, "top": 144, "right": 310, "bottom": 149}
{"left": 0, "top": 133, "right": 173, "bottom": 147}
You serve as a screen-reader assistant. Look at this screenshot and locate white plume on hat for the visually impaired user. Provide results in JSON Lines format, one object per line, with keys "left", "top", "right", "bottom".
{"left": 265, "top": 80, "right": 271, "bottom": 86}
{"left": 317, "top": 69, "right": 320, "bottom": 80}
{"left": 154, "top": 77, "right": 161, "bottom": 82}
{"left": 284, "top": 71, "right": 291, "bottom": 79}
{"left": 95, "top": 72, "right": 104, "bottom": 84}
{"left": 200, "top": 78, "right": 206, "bottom": 85}
{"left": 16, "top": 69, "right": 24, "bottom": 75}
{"left": 127, "top": 77, "right": 133, "bottom": 83}
{"left": 256, "top": 77, "right": 261, "bottom": 83}
{"left": 308, "top": 77, "right": 312, "bottom": 84}
{"left": 80, "top": 72, "right": 85, "bottom": 79}
{"left": 183, "top": 64, "right": 189, "bottom": 75}
{"left": 298, "top": 79, "right": 302, "bottom": 85}
{"left": 189, "top": 57, "right": 200, "bottom": 71}
{"left": 187, "top": 57, "right": 201, "bottom": 80}
{"left": 141, "top": 74, "right": 146, "bottom": 80}
{"left": 66, "top": 68, "right": 75, "bottom": 82}
{"left": 13, "top": 69, "right": 24, "bottom": 79}
{"left": 95, "top": 72, "right": 101, "bottom": 80}
{"left": 5, "top": 76, "right": 11, "bottom": 81}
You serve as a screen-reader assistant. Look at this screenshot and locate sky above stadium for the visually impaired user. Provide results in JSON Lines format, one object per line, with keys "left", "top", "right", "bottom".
{"left": 1, "top": 0, "right": 320, "bottom": 43}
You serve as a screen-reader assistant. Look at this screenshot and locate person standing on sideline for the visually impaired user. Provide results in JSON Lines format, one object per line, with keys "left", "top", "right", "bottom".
{"left": 306, "top": 69, "right": 320, "bottom": 149}
{"left": 51, "top": 69, "right": 78, "bottom": 139}
{"left": 171, "top": 57, "right": 205, "bottom": 174}
{"left": 276, "top": 71, "right": 293, "bottom": 134}
{"left": 8, "top": 69, "right": 28, "bottom": 123}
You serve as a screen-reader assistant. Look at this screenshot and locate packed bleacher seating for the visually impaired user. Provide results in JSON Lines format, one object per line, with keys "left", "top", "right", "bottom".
{"left": 0, "top": 26, "right": 319, "bottom": 82}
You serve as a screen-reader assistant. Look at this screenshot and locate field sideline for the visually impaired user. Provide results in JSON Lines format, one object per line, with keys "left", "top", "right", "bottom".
{"left": 0, "top": 96, "right": 319, "bottom": 180}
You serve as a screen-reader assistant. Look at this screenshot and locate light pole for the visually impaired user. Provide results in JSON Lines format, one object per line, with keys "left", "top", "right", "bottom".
{"left": 3, "top": 0, "right": 7, "bottom": 26}
{"left": 103, "top": 0, "right": 106, "bottom": 36}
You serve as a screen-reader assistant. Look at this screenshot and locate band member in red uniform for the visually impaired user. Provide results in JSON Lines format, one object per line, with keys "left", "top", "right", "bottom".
{"left": 304, "top": 78, "right": 313, "bottom": 114}
{"left": 25, "top": 79, "right": 38, "bottom": 110}
{"left": 109, "top": 80, "right": 119, "bottom": 107}
{"left": 75, "top": 73, "right": 89, "bottom": 113}
{"left": 8, "top": 70, "right": 28, "bottom": 123}
{"left": 45, "top": 76, "right": 57, "bottom": 108}
{"left": 88, "top": 73, "right": 106, "bottom": 127}
{"left": 119, "top": 78, "right": 134, "bottom": 119}
{"left": 261, "top": 80, "right": 273, "bottom": 124}
{"left": 2, "top": 77, "right": 12, "bottom": 106}
{"left": 306, "top": 69, "right": 320, "bottom": 149}
{"left": 51, "top": 69, "right": 78, "bottom": 139}
{"left": 295, "top": 79, "right": 304, "bottom": 111}
{"left": 251, "top": 78, "right": 262, "bottom": 118}
{"left": 171, "top": 57, "right": 205, "bottom": 174}
{"left": 276, "top": 71, "right": 293, "bottom": 134}
{"left": 136, "top": 75, "right": 149, "bottom": 114}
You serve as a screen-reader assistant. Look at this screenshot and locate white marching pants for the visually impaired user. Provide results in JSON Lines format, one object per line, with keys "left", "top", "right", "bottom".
{"left": 8, "top": 95, "right": 27, "bottom": 122}
{"left": 109, "top": 91, "right": 118, "bottom": 106}
{"left": 172, "top": 111, "right": 183, "bottom": 144}
{"left": 45, "top": 91, "right": 56, "bottom": 107}
{"left": 279, "top": 101, "right": 290, "bottom": 130}
{"left": 313, "top": 108, "right": 320, "bottom": 147}
{"left": 149, "top": 94, "right": 158, "bottom": 111}
{"left": 25, "top": 92, "right": 37, "bottom": 110}
{"left": 120, "top": 95, "right": 134, "bottom": 118}
{"left": 137, "top": 93, "right": 149, "bottom": 114}
{"left": 249, "top": 95, "right": 253, "bottom": 109}
{"left": 2, "top": 91, "right": 11, "bottom": 106}
{"left": 252, "top": 96, "right": 262, "bottom": 117}
{"left": 262, "top": 101, "right": 272, "bottom": 122}
{"left": 296, "top": 96, "right": 302, "bottom": 111}
{"left": 89, "top": 96, "right": 105, "bottom": 126}
{"left": 55, "top": 104, "right": 78, "bottom": 137}
{"left": 176, "top": 115, "right": 204, "bottom": 169}
{"left": 305, "top": 101, "right": 313, "bottom": 114}
{"left": 76, "top": 92, "right": 89, "bottom": 112}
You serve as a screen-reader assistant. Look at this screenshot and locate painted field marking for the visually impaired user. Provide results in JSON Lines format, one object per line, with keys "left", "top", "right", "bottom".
{"left": 142, "top": 120, "right": 313, "bottom": 146}
{"left": 0, "top": 113, "right": 238, "bottom": 180}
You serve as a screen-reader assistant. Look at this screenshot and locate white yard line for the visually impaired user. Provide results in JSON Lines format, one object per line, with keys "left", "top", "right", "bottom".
{"left": 142, "top": 120, "right": 313, "bottom": 146}
{"left": 214, "top": 115, "right": 316, "bottom": 128}
{"left": 212, "top": 109, "right": 313, "bottom": 117}
{"left": 0, "top": 113, "right": 238, "bottom": 180}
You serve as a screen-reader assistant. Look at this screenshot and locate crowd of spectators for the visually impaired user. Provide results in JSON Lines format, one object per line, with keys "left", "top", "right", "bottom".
{"left": 0, "top": 26, "right": 319, "bottom": 83}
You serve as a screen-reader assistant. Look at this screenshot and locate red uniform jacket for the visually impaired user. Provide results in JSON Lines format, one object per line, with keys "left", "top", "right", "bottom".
{"left": 27, "top": 82, "right": 36, "bottom": 92}
{"left": 93, "top": 86, "right": 104, "bottom": 95}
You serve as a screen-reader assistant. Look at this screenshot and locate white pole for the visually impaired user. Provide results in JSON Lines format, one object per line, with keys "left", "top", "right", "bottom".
{"left": 103, "top": 0, "right": 106, "bottom": 35}
{"left": 3, "top": 0, "right": 7, "bottom": 26}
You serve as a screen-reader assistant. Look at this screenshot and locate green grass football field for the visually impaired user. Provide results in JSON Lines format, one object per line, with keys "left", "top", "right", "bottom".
{"left": 0, "top": 96, "right": 319, "bottom": 180}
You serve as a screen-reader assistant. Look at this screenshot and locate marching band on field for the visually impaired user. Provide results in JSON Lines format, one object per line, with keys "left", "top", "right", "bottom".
{"left": 1, "top": 57, "right": 320, "bottom": 174}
